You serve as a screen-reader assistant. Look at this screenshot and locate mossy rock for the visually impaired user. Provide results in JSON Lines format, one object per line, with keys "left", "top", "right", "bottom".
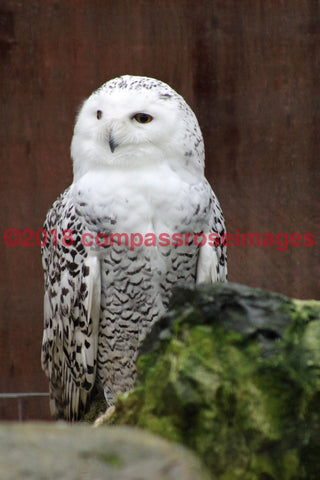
{"left": 107, "top": 283, "right": 320, "bottom": 480}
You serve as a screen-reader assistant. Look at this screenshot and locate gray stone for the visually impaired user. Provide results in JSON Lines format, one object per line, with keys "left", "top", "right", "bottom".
{"left": 0, "top": 422, "right": 211, "bottom": 480}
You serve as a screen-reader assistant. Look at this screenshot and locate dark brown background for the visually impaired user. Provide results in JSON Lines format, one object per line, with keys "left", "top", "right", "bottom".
{"left": 0, "top": 0, "right": 319, "bottom": 420}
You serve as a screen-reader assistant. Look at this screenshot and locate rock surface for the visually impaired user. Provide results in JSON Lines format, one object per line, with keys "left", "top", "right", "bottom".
{"left": 0, "top": 422, "right": 211, "bottom": 480}
{"left": 108, "top": 283, "right": 320, "bottom": 480}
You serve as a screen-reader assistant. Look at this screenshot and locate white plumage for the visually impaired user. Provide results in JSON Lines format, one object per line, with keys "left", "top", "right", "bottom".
{"left": 41, "top": 75, "right": 227, "bottom": 420}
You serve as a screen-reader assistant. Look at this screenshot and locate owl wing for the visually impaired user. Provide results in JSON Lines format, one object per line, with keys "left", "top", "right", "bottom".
{"left": 41, "top": 188, "right": 101, "bottom": 420}
{"left": 196, "top": 185, "right": 227, "bottom": 284}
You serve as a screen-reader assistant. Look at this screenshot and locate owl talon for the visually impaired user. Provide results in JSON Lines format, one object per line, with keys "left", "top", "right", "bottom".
{"left": 93, "top": 405, "right": 116, "bottom": 428}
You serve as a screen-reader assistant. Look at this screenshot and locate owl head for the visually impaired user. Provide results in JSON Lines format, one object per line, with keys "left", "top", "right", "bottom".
{"left": 71, "top": 75, "right": 204, "bottom": 180}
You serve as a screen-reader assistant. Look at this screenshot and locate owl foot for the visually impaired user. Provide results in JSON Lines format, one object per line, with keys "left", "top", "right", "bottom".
{"left": 93, "top": 405, "right": 116, "bottom": 428}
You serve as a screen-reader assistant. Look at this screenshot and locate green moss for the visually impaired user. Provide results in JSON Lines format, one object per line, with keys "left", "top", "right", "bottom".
{"left": 107, "top": 284, "right": 320, "bottom": 479}
{"left": 94, "top": 452, "right": 124, "bottom": 467}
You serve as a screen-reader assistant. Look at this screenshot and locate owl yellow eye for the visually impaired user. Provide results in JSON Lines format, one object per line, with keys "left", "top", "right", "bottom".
{"left": 133, "top": 113, "right": 153, "bottom": 124}
{"left": 97, "top": 110, "right": 102, "bottom": 119}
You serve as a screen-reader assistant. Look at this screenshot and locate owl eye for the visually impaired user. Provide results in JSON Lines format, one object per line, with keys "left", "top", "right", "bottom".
{"left": 97, "top": 110, "right": 102, "bottom": 119}
{"left": 133, "top": 113, "right": 153, "bottom": 124}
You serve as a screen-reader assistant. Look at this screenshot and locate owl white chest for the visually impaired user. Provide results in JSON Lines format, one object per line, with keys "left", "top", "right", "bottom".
{"left": 71, "top": 164, "right": 203, "bottom": 235}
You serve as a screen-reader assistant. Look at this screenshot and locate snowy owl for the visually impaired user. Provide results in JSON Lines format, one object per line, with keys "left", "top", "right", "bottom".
{"left": 41, "top": 75, "right": 227, "bottom": 420}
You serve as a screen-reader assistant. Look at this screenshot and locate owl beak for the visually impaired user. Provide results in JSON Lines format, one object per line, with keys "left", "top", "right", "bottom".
{"left": 109, "top": 128, "right": 119, "bottom": 153}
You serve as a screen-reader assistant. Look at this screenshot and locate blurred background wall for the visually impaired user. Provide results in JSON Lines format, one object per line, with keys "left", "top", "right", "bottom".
{"left": 0, "top": 0, "right": 319, "bottom": 420}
